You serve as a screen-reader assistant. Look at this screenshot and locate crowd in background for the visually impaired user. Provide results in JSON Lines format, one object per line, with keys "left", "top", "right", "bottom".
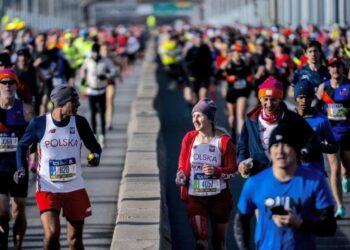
{"left": 0, "top": 25, "right": 148, "bottom": 146}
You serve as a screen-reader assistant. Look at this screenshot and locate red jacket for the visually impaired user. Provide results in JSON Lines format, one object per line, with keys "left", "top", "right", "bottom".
{"left": 178, "top": 130, "right": 237, "bottom": 200}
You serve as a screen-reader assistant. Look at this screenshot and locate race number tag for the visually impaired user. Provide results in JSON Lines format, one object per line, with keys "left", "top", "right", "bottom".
{"left": 49, "top": 157, "right": 77, "bottom": 182}
{"left": 234, "top": 78, "right": 247, "bottom": 89}
{"left": 0, "top": 132, "right": 18, "bottom": 153}
{"left": 326, "top": 104, "right": 347, "bottom": 120}
{"left": 193, "top": 173, "right": 220, "bottom": 194}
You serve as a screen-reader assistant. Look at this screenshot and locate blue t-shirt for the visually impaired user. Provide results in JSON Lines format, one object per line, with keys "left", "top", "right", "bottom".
{"left": 238, "top": 167, "right": 334, "bottom": 250}
{"left": 301, "top": 110, "right": 337, "bottom": 173}
{"left": 292, "top": 65, "right": 329, "bottom": 89}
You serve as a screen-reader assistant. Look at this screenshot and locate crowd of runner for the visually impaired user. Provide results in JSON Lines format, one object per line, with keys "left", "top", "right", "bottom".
{"left": 166, "top": 23, "right": 350, "bottom": 249}
{"left": 1, "top": 20, "right": 350, "bottom": 249}
{"left": 0, "top": 25, "right": 147, "bottom": 249}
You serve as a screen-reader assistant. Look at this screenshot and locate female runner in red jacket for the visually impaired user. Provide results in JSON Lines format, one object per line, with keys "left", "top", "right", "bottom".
{"left": 176, "top": 98, "right": 237, "bottom": 250}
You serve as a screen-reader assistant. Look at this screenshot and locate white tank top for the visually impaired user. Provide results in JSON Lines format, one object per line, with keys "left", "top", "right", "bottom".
{"left": 188, "top": 136, "right": 226, "bottom": 196}
{"left": 37, "top": 114, "right": 84, "bottom": 193}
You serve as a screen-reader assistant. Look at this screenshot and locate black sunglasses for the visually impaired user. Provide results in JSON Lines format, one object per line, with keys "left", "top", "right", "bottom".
{"left": 0, "top": 80, "right": 17, "bottom": 85}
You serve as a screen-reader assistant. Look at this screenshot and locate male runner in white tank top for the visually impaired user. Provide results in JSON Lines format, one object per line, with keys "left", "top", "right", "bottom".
{"left": 14, "top": 85, "right": 101, "bottom": 250}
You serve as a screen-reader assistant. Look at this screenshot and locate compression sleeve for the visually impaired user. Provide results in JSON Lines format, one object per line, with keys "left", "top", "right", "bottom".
{"left": 234, "top": 212, "right": 253, "bottom": 250}
{"left": 76, "top": 115, "right": 102, "bottom": 155}
{"left": 299, "top": 206, "right": 337, "bottom": 236}
{"left": 16, "top": 116, "right": 46, "bottom": 169}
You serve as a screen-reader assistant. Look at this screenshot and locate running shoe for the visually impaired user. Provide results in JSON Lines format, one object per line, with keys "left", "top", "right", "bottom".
{"left": 98, "top": 134, "right": 105, "bottom": 149}
{"left": 335, "top": 206, "right": 346, "bottom": 219}
{"left": 342, "top": 177, "right": 350, "bottom": 193}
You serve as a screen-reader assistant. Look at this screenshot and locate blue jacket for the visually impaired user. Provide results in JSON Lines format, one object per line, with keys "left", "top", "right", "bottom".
{"left": 237, "top": 102, "right": 316, "bottom": 174}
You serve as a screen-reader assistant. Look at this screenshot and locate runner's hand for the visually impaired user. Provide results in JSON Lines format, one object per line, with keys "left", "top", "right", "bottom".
{"left": 202, "top": 164, "right": 215, "bottom": 176}
{"left": 238, "top": 158, "right": 254, "bottom": 178}
{"left": 175, "top": 170, "right": 186, "bottom": 186}
{"left": 272, "top": 209, "right": 302, "bottom": 229}
{"left": 87, "top": 153, "right": 100, "bottom": 167}
{"left": 13, "top": 168, "right": 26, "bottom": 184}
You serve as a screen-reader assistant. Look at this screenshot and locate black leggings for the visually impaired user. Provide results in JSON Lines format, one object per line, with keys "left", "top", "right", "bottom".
{"left": 88, "top": 93, "right": 106, "bottom": 135}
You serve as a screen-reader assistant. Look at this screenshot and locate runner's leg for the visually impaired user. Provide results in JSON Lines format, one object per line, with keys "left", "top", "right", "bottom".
{"left": 105, "top": 84, "right": 115, "bottom": 130}
{"left": 88, "top": 95, "right": 98, "bottom": 134}
{"left": 190, "top": 215, "right": 209, "bottom": 250}
{"left": 0, "top": 194, "right": 10, "bottom": 250}
{"left": 40, "top": 210, "right": 60, "bottom": 250}
{"left": 235, "top": 96, "right": 248, "bottom": 135}
{"left": 11, "top": 197, "right": 27, "bottom": 250}
{"left": 327, "top": 152, "right": 343, "bottom": 206}
{"left": 66, "top": 219, "right": 84, "bottom": 250}
{"left": 212, "top": 222, "right": 228, "bottom": 250}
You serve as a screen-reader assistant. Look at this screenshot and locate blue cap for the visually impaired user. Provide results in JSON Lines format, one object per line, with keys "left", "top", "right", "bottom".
{"left": 294, "top": 79, "right": 315, "bottom": 100}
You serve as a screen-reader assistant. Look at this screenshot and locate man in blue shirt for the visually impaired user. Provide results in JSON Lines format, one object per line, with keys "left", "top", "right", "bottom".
{"left": 290, "top": 41, "right": 329, "bottom": 98}
{"left": 294, "top": 79, "right": 344, "bottom": 219}
{"left": 234, "top": 123, "right": 336, "bottom": 250}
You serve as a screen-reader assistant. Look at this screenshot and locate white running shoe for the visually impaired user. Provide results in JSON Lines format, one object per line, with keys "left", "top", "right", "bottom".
{"left": 98, "top": 134, "right": 105, "bottom": 148}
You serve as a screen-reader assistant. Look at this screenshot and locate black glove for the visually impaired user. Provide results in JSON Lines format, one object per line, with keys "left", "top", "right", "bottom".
{"left": 13, "top": 168, "right": 27, "bottom": 184}
{"left": 97, "top": 74, "right": 107, "bottom": 81}
{"left": 87, "top": 153, "right": 100, "bottom": 167}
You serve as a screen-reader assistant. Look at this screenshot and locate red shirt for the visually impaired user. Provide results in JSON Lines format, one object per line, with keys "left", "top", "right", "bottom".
{"left": 178, "top": 130, "right": 237, "bottom": 200}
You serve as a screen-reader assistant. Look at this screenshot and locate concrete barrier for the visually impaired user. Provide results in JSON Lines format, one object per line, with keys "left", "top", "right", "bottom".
{"left": 111, "top": 39, "right": 170, "bottom": 249}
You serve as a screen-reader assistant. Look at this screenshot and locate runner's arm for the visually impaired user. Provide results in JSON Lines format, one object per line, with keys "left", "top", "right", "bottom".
{"left": 16, "top": 116, "right": 45, "bottom": 169}
{"left": 22, "top": 102, "right": 34, "bottom": 123}
{"left": 320, "top": 118, "right": 338, "bottom": 154}
{"left": 105, "top": 58, "right": 117, "bottom": 80}
{"left": 316, "top": 82, "right": 325, "bottom": 100}
{"left": 76, "top": 115, "right": 102, "bottom": 155}
{"left": 236, "top": 121, "right": 250, "bottom": 165}
{"left": 214, "top": 139, "right": 238, "bottom": 179}
{"left": 234, "top": 212, "right": 253, "bottom": 250}
{"left": 178, "top": 132, "right": 191, "bottom": 175}
{"left": 299, "top": 206, "right": 336, "bottom": 236}
{"left": 235, "top": 178, "right": 255, "bottom": 250}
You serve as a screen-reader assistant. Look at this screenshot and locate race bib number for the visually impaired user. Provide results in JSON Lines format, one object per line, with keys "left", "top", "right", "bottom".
{"left": 326, "top": 104, "right": 347, "bottom": 120}
{"left": 234, "top": 78, "right": 247, "bottom": 89}
{"left": 193, "top": 173, "right": 220, "bottom": 193}
{"left": 49, "top": 157, "right": 77, "bottom": 182}
{"left": 0, "top": 132, "right": 18, "bottom": 153}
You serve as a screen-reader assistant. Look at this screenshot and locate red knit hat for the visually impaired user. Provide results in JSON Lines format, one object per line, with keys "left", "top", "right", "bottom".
{"left": 0, "top": 68, "right": 18, "bottom": 83}
{"left": 258, "top": 77, "right": 283, "bottom": 99}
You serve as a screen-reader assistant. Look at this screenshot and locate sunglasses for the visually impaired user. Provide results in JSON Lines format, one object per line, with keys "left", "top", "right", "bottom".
{"left": 0, "top": 80, "right": 17, "bottom": 85}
